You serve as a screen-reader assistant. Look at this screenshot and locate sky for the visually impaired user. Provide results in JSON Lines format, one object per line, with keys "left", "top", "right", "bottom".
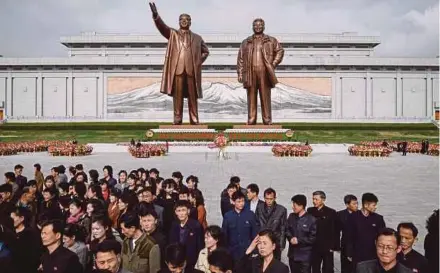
{"left": 0, "top": 0, "right": 438, "bottom": 58}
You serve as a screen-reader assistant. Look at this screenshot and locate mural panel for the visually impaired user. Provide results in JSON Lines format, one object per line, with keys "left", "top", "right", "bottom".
{"left": 107, "top": 77, "right": 332, "bottom": 120}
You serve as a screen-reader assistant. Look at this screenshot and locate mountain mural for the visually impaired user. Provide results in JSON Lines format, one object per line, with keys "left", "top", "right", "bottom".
{"left": 107, "top": 81, "right": 331, "bottom": 117}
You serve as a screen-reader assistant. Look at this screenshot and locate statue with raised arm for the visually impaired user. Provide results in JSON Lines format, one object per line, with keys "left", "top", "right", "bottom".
{"left": 149, "top": 2, "right": 209, "bottom": 125}
{"left": 237, "top": 18, "right": 284, "bottom": 125}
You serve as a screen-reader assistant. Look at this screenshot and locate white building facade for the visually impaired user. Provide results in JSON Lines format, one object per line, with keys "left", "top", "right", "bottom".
{"left": 0, "top": 32, "right": 438, "bottom": 122}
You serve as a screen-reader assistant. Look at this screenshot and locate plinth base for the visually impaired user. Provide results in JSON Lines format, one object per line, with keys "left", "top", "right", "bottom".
{"left": 159, "top": 124, "right": 209, "bottom": 129}
{"left": 147, "top": 128, "right": 216, "bottom": 141}
{"left": 233, "top": 124, "right": 282, "bottom": 129}
{"left": 225, "top": 128, "right": 291, "bottom": 141}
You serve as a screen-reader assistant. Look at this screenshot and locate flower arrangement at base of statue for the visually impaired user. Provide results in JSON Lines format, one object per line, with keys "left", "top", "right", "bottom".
{"left": 128, "top": 144, "right": 167, "bottom": 158}
{"left": 427, "top": 144, "right": 439, "bottom": 156}
{"left": 271, "top": 144, "right": 313, "bottom": 157}
{"left": 348, "top": 145, "right": 393, "bottom": 157}
{"left": 0, "top": 141, "right": 71, "bottom": 156}
{"left": 209, "top": 133, "right": 229, "bottom": 160}
{"left": 48, "top": 143, "right": 93, "bottom": 156}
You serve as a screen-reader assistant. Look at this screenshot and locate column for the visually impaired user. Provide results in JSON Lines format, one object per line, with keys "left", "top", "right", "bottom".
{"left": 426, "top": 73, "right": 433, "bottom": 118}
{"left": 103, "top": 73, "right": 108, "bottom": 118}
{"left": 335, "top": 73, "right": 342, "bottom": 118}
{"left": 396, "top": 72, "right": 403, "bottom": 117}
{"left": 97, "top": 72, "right": 104, "bottom": 118}
{"left": 331, "top": 73, "right": 337, "bottom": 118}
{"left": 36, "top": 73, "right": 43, "bottom": 116}
{"left": 67, "top": 74, "right": 73, "bottom": 116}
{"left": 365, "top": 73, "right": 372, "bottom": 117}
{"left": 6, "top": 73, "right": 12, "bottom": 117}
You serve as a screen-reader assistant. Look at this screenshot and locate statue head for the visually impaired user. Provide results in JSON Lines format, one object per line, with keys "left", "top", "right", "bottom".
{"left": 179, "top": 14, "right": 191, "bottom": 30}
{"left": 252, "top": 18, "right": 265, "bottom": 35}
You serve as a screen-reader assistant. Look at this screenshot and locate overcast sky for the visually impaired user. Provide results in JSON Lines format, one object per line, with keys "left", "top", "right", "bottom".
{"left": 0, "top": 0, "right": 438, "bottom": 58}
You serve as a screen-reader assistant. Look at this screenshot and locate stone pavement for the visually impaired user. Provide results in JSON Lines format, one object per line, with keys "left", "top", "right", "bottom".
{"left": 0, "top": 150, "right": 438, "bottom": 271}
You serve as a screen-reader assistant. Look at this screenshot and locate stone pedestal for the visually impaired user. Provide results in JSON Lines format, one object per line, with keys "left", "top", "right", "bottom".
{"left": 159, "top": 124, "right": 209, "bottom": 129}
{"left": 233, "top": 124, "right": 282, "bottom": 129}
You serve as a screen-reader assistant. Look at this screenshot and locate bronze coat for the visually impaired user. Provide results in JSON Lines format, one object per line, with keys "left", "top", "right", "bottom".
{"left": 153, "top": 16, "right": 209, "bottom": 98}
{"left": 237, "top": 34, "right": 284, "bottom": 89}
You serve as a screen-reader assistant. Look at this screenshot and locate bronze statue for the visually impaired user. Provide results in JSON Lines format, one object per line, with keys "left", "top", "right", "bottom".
{"left": 237, "top": 18, "right": 284, "bottom": 125}
{"left": 149, "top": 2, "right": 209, "bottom": 125}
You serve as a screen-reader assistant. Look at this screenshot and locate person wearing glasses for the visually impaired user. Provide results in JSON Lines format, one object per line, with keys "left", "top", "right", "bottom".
{"left": 356, "top": 228, "right": 412, "bottom": 273}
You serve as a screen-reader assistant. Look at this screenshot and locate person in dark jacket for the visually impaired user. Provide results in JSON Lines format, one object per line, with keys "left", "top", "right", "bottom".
{"left": 207, "top": 248, "right": 234, "bottom": 273}
{"left": 396, "top": 222, "right": 429, "bottom": 273}
{"left": 220, "top": 176, "right": 248, "bottom": 216}
{"left": 10, "top": 207, "right": 42, "bottom": 273}
{"left": 245, "top": 183, "right": 264, "bottom": 213}
{"left": 178, "top": 187, "right": 198, "bottom": 221}
{"left": 158, "top": 243, "right": 204, "bottom": 273}
{"left": 336, "top": 194, "right": 358, "bottom": 273}
{"left": 235, "top": 229, "right": 289, "bottom": 273}
{"left": 14, "top": 164, "right": 27, "bottom": 190}
{"left": 346, "top": 193, "right": 386, "bottom": 266}
{"left": 40, "top": 219, "right": 84, "bottom": 273}
{"left": 169, "top": 200, "right": 205, "bottom": 271}
{"left": 356, "top": 228, "right": 412, "bottom": 273}
{"left": 286, "top": 194, "right": 317, "bottom": 273}
{"left": 222, "top": 191, "right": 258, "bottom": 261}
{"left": 220, "top": 183, "right": 238, "bottom": 217}
{"left": 0, "top": 183, "right": 15, "bottom": 230}
{"left": 254, "top": 187, "right": 287, "bottom": 260}
{"left": 103, "top": 165, "right": 117, "bottom": 189}
{"left": 424, "top": 209, "right": 439, "bottom": 273}
{"left": 307, "top": 191, "right": 338, "bottom": 273}
{"left": 0, "top": 224, "right": 14, "bottom": 273}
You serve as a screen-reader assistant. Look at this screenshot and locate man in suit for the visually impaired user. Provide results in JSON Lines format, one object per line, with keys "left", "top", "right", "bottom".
{"left": 14, "top": 165, "right": 27, "bottom": 190}
{"left": 307, "top": 191, "right": 338, "bottom": 273}
{"left": 356, "top": 228, "right": 412, "bottom": 273}
{"left": 397, "top": 222, "right": 429, "bottom": 273}
{"left": 95, "top": 240, "right": 133, "bottom": 273}
{"left": 346, "top": 193, "right": 386, "bottom": 267}
{"left": 237, "top": 18, "right": 284, "bottom": 125}
{"left": 149, "top": 2, "right": 209, "bottom": 125}
{"left": 336, "top": 194, "right": 358, "bottom": 273}
{"left": 168, "top": 200, "right": 204, "bottom": 270}
{"left": 245, "top": 183, "right": 264, "bottom": 213}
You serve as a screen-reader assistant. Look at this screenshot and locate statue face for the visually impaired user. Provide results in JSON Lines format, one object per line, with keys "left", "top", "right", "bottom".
{"left": 253, "top": 19, "right": 265, "bottom": 34}
{"left": 179, "top": 14, "right": 191, "bottom": 29}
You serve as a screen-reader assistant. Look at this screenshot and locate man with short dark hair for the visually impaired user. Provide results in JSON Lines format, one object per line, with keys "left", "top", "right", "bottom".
{"left": 169, "top": 200, "right": 204, "bottom": 270}
{"left": 246, "top": 183, "right": 263, "bottom": 213}
{"left": 254, "top": 187, "right": 287, "bottom": 260}
{"left": 0, "top": 183, "right": 15, "bottom": 229}
{"left": 120, "top": 212, "right": 160, "bottom": 273}
{"left": 220, "top": 183, "right": 237, "bottom": 217}
{"left": 336, "top": 194, "right": 358, "bottom": 273}
{"left": 4, "top": 172, "right": 18, "bottom": 200}
{"left": 14, "top": 164, "right": 27, "bottom": 190}
{"left": 397, "top": 222, "right": 429, "bottom": 273}
{"left": 346, "top": 193, "right": 386, "bottom": 266}
{"left": 208, "top": 248, "right": 234, "bottom": 273}
{"left": 34, "top": 163, "right": 45, "bottom": 192}
{"left": 356, "top": 228, "right": 412, "bottom": 273}
{"left": 286, "top": 194, "right": 317, "bottom": 273}
{"left": 95, "top": 239, "right": 132, "bottom": 273}
{"left": 307, "top": 191, "right": 338, "bottom": 273}
{"left": 157, "top": 243, "right": 204, "bottom": 273}
{"left": 40, "top": 220, "right": 83, "bottom": 273}
{"left": 222, "top": 191, "right": 258, "bottom": 261}
{"left": 139, "top": 206, "right": 166, "bottom": 269}
{"left": 178, "top": 187, "right": 198, "bottom": 220}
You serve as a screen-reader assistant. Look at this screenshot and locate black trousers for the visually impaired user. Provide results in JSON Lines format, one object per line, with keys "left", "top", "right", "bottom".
{"left": 290, "top": 259, "right": 312, "bottom": 273}
{"left": 340, "top": 252, "right": 353, "bottom": 273}
{"left": 311, "top": 250, "right": 334, "bottom": 273}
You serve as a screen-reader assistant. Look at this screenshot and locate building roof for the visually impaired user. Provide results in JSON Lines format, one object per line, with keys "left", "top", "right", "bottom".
{"left": 0, "top": 56, "right": 437, "bottom": 68}
{"left": 60, "top": 32, "right": 381, "bottom": 47}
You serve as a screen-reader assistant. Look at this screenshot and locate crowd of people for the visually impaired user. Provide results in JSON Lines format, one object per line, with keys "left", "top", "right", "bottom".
{"left": 0, "top": 163, "right": 438, "bottom": 273}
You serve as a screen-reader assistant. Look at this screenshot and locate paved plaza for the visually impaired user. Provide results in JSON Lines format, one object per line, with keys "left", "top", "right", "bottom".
{"left": 0, "top": 148, "right": 438, "bottom": 270}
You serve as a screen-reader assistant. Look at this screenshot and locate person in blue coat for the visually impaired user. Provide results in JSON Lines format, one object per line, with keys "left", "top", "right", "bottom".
{"left": 222, "top": 191, "right": 258, "bottom": 261}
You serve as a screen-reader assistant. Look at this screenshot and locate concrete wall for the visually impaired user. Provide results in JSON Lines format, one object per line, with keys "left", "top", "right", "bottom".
{"left": 0, "top": 70, "right": 438, "bottom": 120}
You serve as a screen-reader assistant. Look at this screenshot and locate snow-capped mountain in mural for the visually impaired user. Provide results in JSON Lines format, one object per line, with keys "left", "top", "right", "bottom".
{"left": 107, "top": 81, "right": 331, "bottom": 115}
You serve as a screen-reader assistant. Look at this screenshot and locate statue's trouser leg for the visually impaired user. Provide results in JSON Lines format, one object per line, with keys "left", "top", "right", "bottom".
{"left": 259, "top": 72, "right": 272, "bottom": 125}
{"left": 186, "top": 76, "right": 199, "bottom": 125}
{"left": 247, "top": 86, "right": 258, "bottom": 125}
{"left": 173, "top": 74, "right": 185, "bottom": 124}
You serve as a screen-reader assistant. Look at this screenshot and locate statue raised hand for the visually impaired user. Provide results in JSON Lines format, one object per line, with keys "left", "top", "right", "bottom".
{"left": 149, "top": 2, "right": 158, "bottom": 18}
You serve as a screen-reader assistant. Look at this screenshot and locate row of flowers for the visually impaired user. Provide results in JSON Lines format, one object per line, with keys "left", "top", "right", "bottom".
{"left": 359, "top": 141, "right": 439, "bottom": 156}
{"left": 48, "top": 144, "right": 93, "bottom": 157}
{"left": 128, "top": 144, "right": 168, "bottom": 158}
{"left": 271, "top": 144, "right": 313, "bottom": 157}
{"left": 0, "top": 141, "right": 93, "bottom": 157}
{"left": 348, "top": 145, "right": 393, "bottom": 157}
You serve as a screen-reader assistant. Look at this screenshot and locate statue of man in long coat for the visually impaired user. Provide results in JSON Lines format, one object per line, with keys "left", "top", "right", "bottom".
{"left": 149, "top": 2, "right": 209, "bottom": 125}
{"left": 237, "top": 18, "right": 284, "bottom": 125}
